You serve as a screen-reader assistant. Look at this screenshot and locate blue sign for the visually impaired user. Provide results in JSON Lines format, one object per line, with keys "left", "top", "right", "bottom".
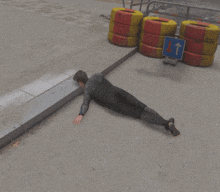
{"left": 162, "top": 36, "right": 185, "bottom": 60}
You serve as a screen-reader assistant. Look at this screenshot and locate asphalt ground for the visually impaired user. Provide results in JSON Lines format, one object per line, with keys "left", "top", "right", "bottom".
{"left": 0, "top": 0, "right": 137, "bottom": 146}
{"left": 0, "top": 0, "right": 220, "bottom": 191}
{"left": 1, "top": 49, "right": 220, "bottom": 191}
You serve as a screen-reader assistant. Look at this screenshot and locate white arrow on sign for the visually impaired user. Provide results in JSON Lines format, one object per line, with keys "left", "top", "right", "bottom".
{"left": 175, "top": 43, "right": 182, "bottom": 55}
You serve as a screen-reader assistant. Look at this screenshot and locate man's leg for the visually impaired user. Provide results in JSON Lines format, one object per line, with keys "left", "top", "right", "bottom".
{"left": 140, "top": 106, "right": 180, "bottom": 136}
{"left": 111, "top": 101, "right": 180, "bottom": 136}
{"left": 115, "top": 87, "right": 168, "bottom": 125}
{"left": 115, "top": 88, "right": 180, "bottom": 136}
{"left": 110, "top": 87, "right": 180, "bottom": 136}
{"left": 111, "top": 101, "right": 144, "bottom": 119}
{"left": 115, "top": 87, "right": 147, "bottom": 109}
{"left": 140, "top": 106, "right": 168, "bottom": 126}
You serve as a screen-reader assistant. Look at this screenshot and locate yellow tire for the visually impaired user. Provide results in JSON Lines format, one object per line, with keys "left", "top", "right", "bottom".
{"left": 110, "top": 7, "right": 143, "bottom": 26}
{"left": 139, "top": 41, "right": 164, "bottom": 58}
{"left": 142, "top": 16, "right": 177, "bottom": 36}
{"left": 109, "top": 20, "right": 141, "bottom": 37}
{"left": 180, "top": 20, "right": 220, "bottom": 43}
{"left": 140, "top": 31, "right": 168, "bottom": 48}
{"left": 179, "top": 34, "right": 218, "bottom": 55}
{"left": 108, "top": 31, "right": 138, "bottom": 47}
{"left": 182, "top": 51, "right": 214, "bottom": 67}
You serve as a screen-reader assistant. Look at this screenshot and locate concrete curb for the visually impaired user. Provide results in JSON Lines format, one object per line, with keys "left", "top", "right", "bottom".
{"left": 0, "top": 47, "right": 138, "bottom": 150}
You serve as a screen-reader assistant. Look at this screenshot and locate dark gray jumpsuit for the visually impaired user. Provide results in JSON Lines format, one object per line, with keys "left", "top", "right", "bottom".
{"left": 79, "top": 73, "right": 168, "bottom": 125}
{"left": 79, "top": 73, "right": 146, "bottom": 118}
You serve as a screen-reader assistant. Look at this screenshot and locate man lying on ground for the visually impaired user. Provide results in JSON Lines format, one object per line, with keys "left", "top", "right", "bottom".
{"left": 73, "top": 70, "right": 180, "bottom": 136}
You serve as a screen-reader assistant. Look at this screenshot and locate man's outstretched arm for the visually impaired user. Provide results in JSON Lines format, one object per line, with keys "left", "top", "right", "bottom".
{"left": 73, "top": 89, "right": 92, "bottom": 125}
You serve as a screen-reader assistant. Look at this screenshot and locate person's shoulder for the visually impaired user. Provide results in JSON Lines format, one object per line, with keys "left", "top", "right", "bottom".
{"left": 89, "top": 73, "right": 104, "bottom": 81}
{"left": 85, "top": 73, "right": 104, "bottom": 89}
{"left": 92, "top": 73, "right": 104, "bottom": 78}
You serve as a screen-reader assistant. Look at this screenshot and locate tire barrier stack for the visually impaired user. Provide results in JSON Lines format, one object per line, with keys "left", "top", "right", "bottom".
{"left": 179, "top": 20, "right": 220, "bottom": 67}
{"left": 108, "top": 7, "right": 143, "bottom": 47}
{"left": 139, "top": 16, "right": 177, "bottom": 58}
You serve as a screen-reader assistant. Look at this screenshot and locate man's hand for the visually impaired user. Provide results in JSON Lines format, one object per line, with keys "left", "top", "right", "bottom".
{"left": 73, "top": 115, "right": 83, "bottom": 125}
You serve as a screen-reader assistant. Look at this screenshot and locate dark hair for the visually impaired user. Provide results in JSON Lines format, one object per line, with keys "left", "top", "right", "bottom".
{"left": 73, "top": 70, "right": 88, "bottom": 84}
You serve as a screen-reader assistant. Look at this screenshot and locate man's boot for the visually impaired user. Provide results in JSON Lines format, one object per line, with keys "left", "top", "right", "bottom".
{"left": 165, "top": 118, "right": 180, "bottom": 136}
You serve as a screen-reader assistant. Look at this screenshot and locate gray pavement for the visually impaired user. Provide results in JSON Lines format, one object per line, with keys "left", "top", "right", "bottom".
{"left": 0, "top": 0, "right": 136, "bottom": 142}
{"left": 1, "top": 49, "right": 220, "bottom": 191}
{"left": 0, "top": 0, "right": 117, "bottom": 98}
{"left": 0, "top": 0, "right": 220, "bottom": 191}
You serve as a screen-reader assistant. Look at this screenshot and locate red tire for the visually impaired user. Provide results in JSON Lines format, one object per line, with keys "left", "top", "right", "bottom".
{"left": 180, "top": 20, "right": 220, "bottom": 43}
{"left": 109, "top": 20, "right": 141, "bottom": 37}
{"left": 182, "top": 51, "right": 214, "bottom": 67}
{"left": 140, "top": 31, "right": 174, "bottom": 48}
{"left": 110, "top": 7, "right": 143, "bottom": 26}
{"left": 179, "top": 34, "right": 218, "bottom": 55}
{"left": 142, "top": 16, "right": 177, "bottom": 36}
{"left": 139, "top": 42, "right": 164, "bottom": 58}
{"left": 108, "top": 31, "right": 138, "bottom": 47}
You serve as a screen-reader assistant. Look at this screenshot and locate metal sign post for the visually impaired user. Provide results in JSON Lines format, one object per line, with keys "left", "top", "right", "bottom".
{"left": 162, "top": 36, "right": 185, "bottom": 66}
{"left": 163, "top": 56, "right": 178, "bottom": 66}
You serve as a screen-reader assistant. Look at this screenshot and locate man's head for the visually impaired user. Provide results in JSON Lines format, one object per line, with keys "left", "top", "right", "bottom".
{"left": 73, "top": 70, "right": 88, "bottom": 88}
